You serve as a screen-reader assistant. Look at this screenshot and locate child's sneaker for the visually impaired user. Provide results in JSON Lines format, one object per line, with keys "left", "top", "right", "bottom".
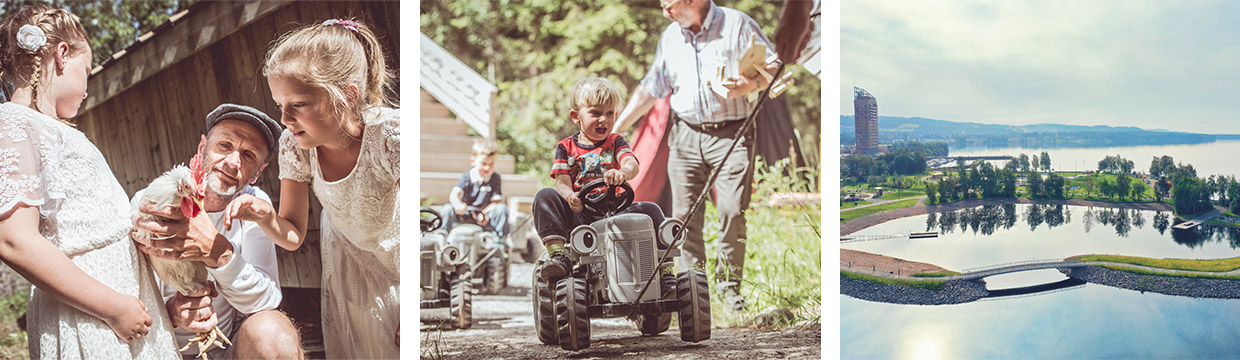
{"left": 540, "top": 242, "right": 573, "bottom": 281}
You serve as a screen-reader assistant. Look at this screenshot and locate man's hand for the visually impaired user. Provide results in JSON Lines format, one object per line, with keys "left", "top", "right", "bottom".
{"left": 165, "top": 285, "right": 219, "bottom": 333}
{"left": 473, "top": 211, "right": 490, "bottom": 227}
{"left": 773, "top": 0, "right": 815, "bottom": 63}
{"left": 453, "top": 204, "right": 466, "bottom": 215}
{"left": 133, "top": 202, "right": 233, "bottom": 268}
{"left": 722, "top": 75, "right": 759, "bottom": 98}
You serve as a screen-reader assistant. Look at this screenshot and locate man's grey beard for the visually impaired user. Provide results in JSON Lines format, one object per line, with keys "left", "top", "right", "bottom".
{"left": 206, "top": 172, "right": 241, "bottom": 196}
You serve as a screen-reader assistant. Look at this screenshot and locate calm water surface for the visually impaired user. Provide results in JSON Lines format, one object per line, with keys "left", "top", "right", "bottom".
{"left": 842, "top": 204, "right": 1240, "bottom": 358}
{"left": 951, "top": 140, "right": 1240, "bottom": 178}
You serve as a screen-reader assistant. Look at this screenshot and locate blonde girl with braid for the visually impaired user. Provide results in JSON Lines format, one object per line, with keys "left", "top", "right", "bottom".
{"left": 0, "top": 5, "right": 178, "bottom": 358}
{"left": 223, "top": 18, "right": 399, "bottom": 357}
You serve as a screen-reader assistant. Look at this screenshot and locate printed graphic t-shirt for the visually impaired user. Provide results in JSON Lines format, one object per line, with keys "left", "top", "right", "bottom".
{"left": 550, "top": 133, "right": 636, "bottom": 192}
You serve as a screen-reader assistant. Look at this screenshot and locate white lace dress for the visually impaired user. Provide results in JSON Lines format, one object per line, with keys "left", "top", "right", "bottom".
{"left": 0, "top": 102, "right": 177, "bottom": 359}
{"left": 278, "top": 107, "right": 399, "bottom": 359}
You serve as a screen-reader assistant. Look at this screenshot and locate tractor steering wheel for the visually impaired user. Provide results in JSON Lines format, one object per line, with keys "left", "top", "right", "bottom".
{"left": 420, "top": 207, "right": 443, "bottom": 233}
{"left": 578, "top": 178, "right": 635, "bottom": 217}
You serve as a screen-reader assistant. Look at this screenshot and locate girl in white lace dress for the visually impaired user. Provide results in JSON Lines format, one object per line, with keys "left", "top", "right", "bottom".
{"left": 0, "top": 5, "right": 177, "bottom": 359}
{"left": 224, "top": 19, "right": 399, "bottom": 358}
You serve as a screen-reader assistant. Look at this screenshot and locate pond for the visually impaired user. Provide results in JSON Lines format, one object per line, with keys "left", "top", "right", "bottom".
{"left": 841, "top": 204, "right": 1240, "bottom": 358}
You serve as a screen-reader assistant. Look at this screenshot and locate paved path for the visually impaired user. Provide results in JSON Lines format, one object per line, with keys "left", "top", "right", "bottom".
{"left": 1172, "top": 205, "right": 1225, "bottom": 229}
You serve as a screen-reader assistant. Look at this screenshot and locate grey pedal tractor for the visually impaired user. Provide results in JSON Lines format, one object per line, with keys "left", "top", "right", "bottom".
{"left": 420, "top": 207, "right": 473, "bottom": 329}
{"left": 532, "top": 180, "right": 711, "bottom": 351}
{"left": 447, "top": 206, "right": 511, "bottom": 295}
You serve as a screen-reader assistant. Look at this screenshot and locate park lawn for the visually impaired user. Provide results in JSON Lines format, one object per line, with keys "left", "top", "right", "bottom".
{"left": 840, "top": 200, "right": 867, "bottom": 209}
{"left": 1094, "top": 265, "right": 1240, "bottom": 280}
{"left": 840, "top": 271, "right": 944, "bottom": 290}
{"left": 1064, "top": 173, "right": 1155, "bottom": 200}
{"left": 840, "top": 198, "right": 920, "bottom": 223}
{"left": 879, "top": 189, "right": 924, "bottom": 200}
{"left": 1071, "top": 254, "right": 1240, "bottom": 272}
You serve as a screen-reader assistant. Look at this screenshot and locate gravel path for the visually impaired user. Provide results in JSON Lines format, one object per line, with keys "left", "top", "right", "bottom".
{"left": 420, "top": 262, "right": 821, "bottom": 359}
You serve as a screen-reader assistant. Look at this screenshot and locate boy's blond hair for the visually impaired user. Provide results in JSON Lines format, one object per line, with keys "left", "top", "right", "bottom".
{"left": 569, "top": 77, "right": 622, "bottom": 111}
{"left": 472, "top": 139, "right": 498, "bottom": 157}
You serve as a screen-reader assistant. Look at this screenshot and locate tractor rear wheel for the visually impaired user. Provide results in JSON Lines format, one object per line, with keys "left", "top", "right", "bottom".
{"left": 532, "top": 264, "right": 559, "bottom": 345}
{"left": 634, "top": 273, "right": 675, "bottom": 335}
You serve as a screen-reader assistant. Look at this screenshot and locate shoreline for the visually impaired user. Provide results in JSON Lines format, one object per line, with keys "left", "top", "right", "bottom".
{"left": 840, "top": 197, "right": 1173, "bottom": 235}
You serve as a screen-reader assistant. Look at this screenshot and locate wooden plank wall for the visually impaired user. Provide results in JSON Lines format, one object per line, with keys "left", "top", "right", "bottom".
{"left": 74, "top": 1, "right": 401, "bottom": 288}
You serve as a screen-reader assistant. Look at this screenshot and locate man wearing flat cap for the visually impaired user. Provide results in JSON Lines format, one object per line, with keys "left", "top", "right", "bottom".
{"left": 131, "top": 104, "right": 303, "bottom": 359}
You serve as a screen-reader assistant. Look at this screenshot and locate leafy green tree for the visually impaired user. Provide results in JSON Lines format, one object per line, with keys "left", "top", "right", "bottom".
{"left": 0, "top": 1, "right": 194, "bottom": 66}
{"left": 1039, "top": 151, "right": 1051, "bottom": 172}
{"left": 1173, "top": 176, "right": 1211, "bottom": 215}
{"left": 1018, "top": 153, "right": 1031, "bottom": 173}
{"left": 1154, "top": 179, "right": 1170, "bottom": 202}
{"left": 1129, "top": 177, "right": 1145, "bottom": 200}
{"left": 1001, "top": 169, "right": 1017, "bottom": 198}
{"left": 1027, "top": 171, "right": 1043, "bottom": 198}
{"left": 924, "top": 181, "right": 937, "bottom": 204}
{"left": 1115, "top": 174, "right": 1132, "bottom": 200}
{"left": 1044, "top": 172, "right": 1065, "bottom": 199}
{"left": 939, "top": 177, "right": 957, "bottom": 202}
{"left": 422, "top": 0, "right": 821, "bottom": 177}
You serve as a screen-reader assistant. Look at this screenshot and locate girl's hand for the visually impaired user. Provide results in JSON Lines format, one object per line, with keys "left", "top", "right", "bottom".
{"left": 223, "top": 194, "right": 275, "bottom": 231}
{"left": 567, "top": 193, "right": 583, "bottom": 213}
{"left": 104, "top": 295, "right": 152, "bottom": 343}
{"left": 603, "top": 169, "right": 626, "bottom": 185}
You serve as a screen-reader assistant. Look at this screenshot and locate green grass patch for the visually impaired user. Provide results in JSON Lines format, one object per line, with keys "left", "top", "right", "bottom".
{"left": 840, "top": 198, "right": 919, "bottom": 223}
{"left": 1071, "top": 255, "right": 1240, "bottom": 272}
{"left": 1094, "top": 264, "right": 1240, "bottom": 280}
{"left": 910, "top": 271, "right": 961, "bottom": 277}
{"left": 840, "top": 200, "right": 867, "bottom": 209}
{"left": 840, "top": 271, "right": 945, "bottom": 290}
{"left": 704, "top": 158, "right": 819, "bottom": 329}
{"left": 879, "top": 189, "right": 924, "bottom": 201}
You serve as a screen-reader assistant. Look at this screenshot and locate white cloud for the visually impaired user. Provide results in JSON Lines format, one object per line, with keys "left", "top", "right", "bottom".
{"left": 842, "top": 0, "right": 1240, "bottom": 133}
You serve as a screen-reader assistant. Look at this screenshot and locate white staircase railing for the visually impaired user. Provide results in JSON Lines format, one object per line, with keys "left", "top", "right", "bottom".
{"left": 420, "top": 32, "right": 498, "bottom": 139}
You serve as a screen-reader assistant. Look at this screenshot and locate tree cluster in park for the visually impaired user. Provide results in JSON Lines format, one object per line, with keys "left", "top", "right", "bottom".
{"left": 421, "top": 1, "right": 822, "bottom": 177}
{"left": 841, "top": 149, "right": 927, "bottom": 180}
{"left": 1097, "top": 154, "right": 1136, "bottom": 175}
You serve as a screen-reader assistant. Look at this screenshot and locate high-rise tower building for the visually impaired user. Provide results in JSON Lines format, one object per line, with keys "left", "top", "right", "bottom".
{"left": 854, "top": 87, "right": 879, "bottom": 155}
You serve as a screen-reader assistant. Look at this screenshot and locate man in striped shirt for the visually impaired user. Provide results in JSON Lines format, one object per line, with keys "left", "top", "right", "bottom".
{"left": 614, "top": 0, "right": 779, "bottom": 311}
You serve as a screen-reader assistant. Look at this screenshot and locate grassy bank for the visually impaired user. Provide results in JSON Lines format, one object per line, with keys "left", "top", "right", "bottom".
{"left": 840, "top": 198, "right": 919, "bottom": 222}
{"left": 840, "top": 271, "right": 945, "bottom": 290}
{"left": 910, "top": 271, "right": 961, "bottom": 277}
{"left": 704, "top": 158, "right": 820, "bottom": 329}
{"left": 1095, "top": 265, "right": 1240, "bottom": 280}
{"left": 1071, "top": 255, "right": 1240, "bottom": 272}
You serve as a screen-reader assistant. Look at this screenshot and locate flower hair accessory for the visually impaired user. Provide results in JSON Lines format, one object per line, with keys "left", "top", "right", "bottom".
{"left": 16, "top": 24, "right": 46, "bottom": 52}
{"left": 322, "top": 19, "right": 360, "bottom": 32}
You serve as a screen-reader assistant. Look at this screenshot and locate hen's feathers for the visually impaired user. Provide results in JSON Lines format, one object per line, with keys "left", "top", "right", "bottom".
{"left": 133, "top": 164, "right": 212, "bottom": 296}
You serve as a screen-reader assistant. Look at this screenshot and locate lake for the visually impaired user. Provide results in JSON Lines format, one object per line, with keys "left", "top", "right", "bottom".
{"left": 951, "top": 140, "right": 1240, "bottom": 178}
{"left": 841, "top": 204, "right": 1240, "bottom": 358}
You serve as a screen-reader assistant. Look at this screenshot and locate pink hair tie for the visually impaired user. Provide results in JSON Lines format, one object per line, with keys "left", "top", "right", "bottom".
{"left": 322, "top": 19, "right": 360, "bottom": 32}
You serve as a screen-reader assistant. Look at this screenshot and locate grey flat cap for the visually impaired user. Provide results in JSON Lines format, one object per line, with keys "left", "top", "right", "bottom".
{"left": 205, "top": 103, "right": 282, "bottom": 158}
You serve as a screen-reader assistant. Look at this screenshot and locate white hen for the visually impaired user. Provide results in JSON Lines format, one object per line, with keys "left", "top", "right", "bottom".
{"left": 133, "top": 163, "right": 231, "bottom": 358}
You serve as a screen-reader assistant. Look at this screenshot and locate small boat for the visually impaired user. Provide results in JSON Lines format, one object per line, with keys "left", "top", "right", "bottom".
{"left": 909, "top": 231, "right": 939, "bottom": 239}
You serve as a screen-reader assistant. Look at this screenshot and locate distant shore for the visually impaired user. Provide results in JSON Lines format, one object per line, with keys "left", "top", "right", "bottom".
{"left": 840, "top": 197, "right": 1173, "bottom": 236}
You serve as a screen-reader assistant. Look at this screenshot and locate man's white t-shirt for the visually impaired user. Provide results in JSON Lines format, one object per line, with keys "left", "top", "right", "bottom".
{"left": 131, "top": 186, "right": 282, "bottom": 358}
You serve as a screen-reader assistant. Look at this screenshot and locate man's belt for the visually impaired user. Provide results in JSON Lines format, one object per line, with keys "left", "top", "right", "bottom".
{"left": 677, "top": 115, "right": 745, "bottom": 132}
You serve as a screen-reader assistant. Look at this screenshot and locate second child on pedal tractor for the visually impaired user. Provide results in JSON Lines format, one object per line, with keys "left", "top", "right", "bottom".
{"left": 534, "top": 77, "right": 665, "bottom": 282}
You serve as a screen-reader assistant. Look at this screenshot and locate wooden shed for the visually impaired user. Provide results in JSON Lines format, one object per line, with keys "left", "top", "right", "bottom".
{"left": 73, "top": 0, "right": 400, "bottom": 289}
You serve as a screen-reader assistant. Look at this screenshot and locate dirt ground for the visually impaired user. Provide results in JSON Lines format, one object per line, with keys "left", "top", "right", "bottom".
{"left": 839, "top": 249, "right": 949, "bottom": 275}
{"left": 419, "top": 262, "right": 821, "bottom": 360}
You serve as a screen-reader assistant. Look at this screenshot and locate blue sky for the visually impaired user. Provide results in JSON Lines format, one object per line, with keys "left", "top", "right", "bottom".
{"left": 840, "top": 1, "right": 1240, "bottom": 134}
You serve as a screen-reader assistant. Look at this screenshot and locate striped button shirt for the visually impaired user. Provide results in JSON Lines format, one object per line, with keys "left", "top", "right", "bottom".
{"left": 640, "top": 1, "right": 779, "bottom": 124}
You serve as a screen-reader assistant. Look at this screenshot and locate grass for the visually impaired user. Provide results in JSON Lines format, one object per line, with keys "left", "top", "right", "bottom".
{"left": 702, "top": 158, "right": 820, "bottom": 329}
{"left": 1095, "top": 265, "right": 1240, "bottom": 280}
{"left": 910, "top": 271, "right": 961, "bottom": 277}
{"left": 0, "top": 289, "right": 27, "bottom": 360}
{"left": 840, "top": 271, "right": 945, "bottom": 290}
{"left": 1071, "top": 255, "right": 1240, "bottom": 272}
{"left": 839, "top": 198, "right": 919, "bottom": 223}
{"left": 840, "top": 199, "right": 867, "bottom": 209}
{"left": 879, "top": 189, "right": 924, "bottom": 201}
